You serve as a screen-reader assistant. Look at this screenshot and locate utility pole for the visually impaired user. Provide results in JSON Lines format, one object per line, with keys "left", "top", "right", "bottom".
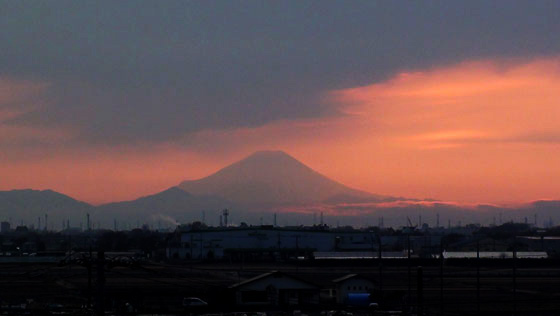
{"left": 513, "top": 236, "right": 517, "bottom": 316}
{"left": 378, "top": 234, "right": 383, "bottom": 301}
{"left": 407, "top": 234, "right": 411, "bottom": 313}
{"left": 190, "top": 234, "right": 194, "bottom": 259}
{"left": 59, "top": 249, "right": 139, "bottom": 314}
{"left": 96, "top": 251, "right": 106, "bottom": 316}
{"left": 440, "top": 240, "right": 444, "bottom": 316}
{"left": 87, "top": 246, "right": 93, "bottom": 309}
{"left": 417, "top": 266, "right": 424, "bottom": 316}
{"left": 477, "top": 239, "right": 481, "bottom": 314}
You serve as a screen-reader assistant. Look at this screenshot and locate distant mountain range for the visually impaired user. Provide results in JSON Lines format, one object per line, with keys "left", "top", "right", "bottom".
{"left": 0, "top": 189, "right": 91, "bottom": 228}
{"left": 94, "top": 187, "right": 232, "bottom": 225}
{"left": 1, "top": 151, "right": 559, "bottom": 229}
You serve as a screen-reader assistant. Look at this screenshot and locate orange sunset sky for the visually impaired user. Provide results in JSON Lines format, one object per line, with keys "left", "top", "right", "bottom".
{"left": 2, "top": 57, "right": 559, "bottom": 205}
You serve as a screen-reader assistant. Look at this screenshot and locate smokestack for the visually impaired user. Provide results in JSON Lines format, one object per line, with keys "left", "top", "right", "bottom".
{"left": 44, "top": 214, "right": 48, "bottom": 232}
{"left": 274, "top": 213, "right": 277, "bottom": 227}
{"left": 86, "top": 213, "right": 90, "bottom": 231}
{"left": 436, "top": 213, "right": 440, "bottom": 228}
{"left": 534, "top": 214, "right": 538, "bottom": 227}
{"left": 222, "top": 209, "right": 229, "bottom": 227}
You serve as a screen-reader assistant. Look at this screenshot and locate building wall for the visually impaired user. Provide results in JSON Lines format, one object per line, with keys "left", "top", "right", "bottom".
{"left": 172, "top": 229, "right": 341, "bottom": 259}
{"left": 233, "top": 274, "right": 319, "bottom": 306}
{"left": 167, "top": 228, "right": 443, "bottom": 259}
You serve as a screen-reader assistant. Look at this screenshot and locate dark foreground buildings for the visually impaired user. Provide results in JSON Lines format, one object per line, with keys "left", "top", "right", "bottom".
{"left": 1, "top": 222, "right": 560, "bottom": 315}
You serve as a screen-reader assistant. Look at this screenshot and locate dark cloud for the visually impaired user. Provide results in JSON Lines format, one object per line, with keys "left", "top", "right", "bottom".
{"left": 2, "top": 1, "right": 560, "bottom": 144}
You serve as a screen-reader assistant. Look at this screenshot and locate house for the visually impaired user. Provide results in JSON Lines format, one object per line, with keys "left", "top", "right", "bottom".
{"left": 229, "top": 271, "right": 320, "bottom": 307}
{"left": 331, "top": 274, "right": 375, "bottom": 304}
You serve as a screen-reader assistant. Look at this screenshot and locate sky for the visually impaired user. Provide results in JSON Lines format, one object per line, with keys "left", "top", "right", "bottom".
{"left": 1, "top": 1, "right": 560, "bottom": 205}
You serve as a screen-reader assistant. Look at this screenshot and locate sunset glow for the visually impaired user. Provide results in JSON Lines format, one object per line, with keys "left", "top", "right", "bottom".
{"left": 1, "top": 58, "right": 559, "bottom": 204}
{"left": 4, "top": 3, "right": 560, "bottom": 311}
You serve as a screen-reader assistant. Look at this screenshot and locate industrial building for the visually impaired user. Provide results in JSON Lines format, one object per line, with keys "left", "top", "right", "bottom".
{"left": 166, "top": 226, "right": 442, "bottom": 260}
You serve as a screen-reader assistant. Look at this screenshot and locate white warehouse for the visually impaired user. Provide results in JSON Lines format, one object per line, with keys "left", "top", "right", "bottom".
{"left": 167, "top": 227, "right": 383, "bottom": 260}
